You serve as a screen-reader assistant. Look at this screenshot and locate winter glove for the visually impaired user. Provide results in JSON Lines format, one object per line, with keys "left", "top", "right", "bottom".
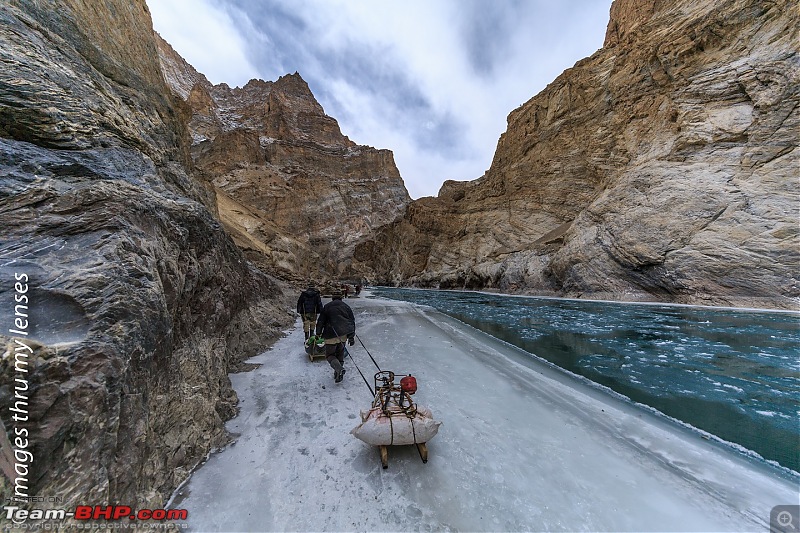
{"left": 348, "top": 337, "right": 355, "bottom": 346}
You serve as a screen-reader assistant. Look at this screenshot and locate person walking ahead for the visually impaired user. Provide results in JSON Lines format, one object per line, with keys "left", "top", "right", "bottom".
{"left": 316, "top": 289, "right": 355, "bottom": 383}
{"left": 297, "top": 282, "right": 323, "bottom": 340}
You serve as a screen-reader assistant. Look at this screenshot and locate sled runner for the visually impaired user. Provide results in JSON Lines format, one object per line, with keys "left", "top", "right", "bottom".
{"left": 351, "top": 371, "right": 442, "bottom": 468}
{"left": 305, "top": 335, "right": 326, "bottom": 361}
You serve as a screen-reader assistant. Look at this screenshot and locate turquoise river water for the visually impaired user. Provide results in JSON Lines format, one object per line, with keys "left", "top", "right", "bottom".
{"left": 371, "top": 287, "right": 800, "bottom": 473}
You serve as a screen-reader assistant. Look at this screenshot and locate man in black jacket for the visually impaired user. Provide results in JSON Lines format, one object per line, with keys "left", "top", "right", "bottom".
{"left": 297, "top": 282, "right": 324, "bottom": 340}
{"left": 316, "top": 289, "right": 355, "bottom": 383}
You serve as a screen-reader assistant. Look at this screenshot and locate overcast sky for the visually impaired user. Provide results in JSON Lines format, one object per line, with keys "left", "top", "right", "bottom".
{"left": 147, "top": 0, "right": 613, "bottom": 199}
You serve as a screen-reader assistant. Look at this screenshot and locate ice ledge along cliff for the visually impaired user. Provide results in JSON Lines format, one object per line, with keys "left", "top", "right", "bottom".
{"left": 155, "top": 35, "right": 411, "bottom": 282}
{"left": 0, "top": 0, "right": 294, "bottom": 508}
{"left": 356, "top": 0, "right": 799, "bottom": 310}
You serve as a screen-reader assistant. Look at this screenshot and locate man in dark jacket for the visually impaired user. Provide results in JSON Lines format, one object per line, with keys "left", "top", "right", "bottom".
{"left": 297, "top": 282, "right": 324, "bottom": 340}
{"left": 316, "top": 289, "right": 355, "bottom": 383}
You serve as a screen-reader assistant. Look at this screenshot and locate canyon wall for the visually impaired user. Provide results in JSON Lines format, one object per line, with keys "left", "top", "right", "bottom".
{"left": 1, "top": 0, "right": 797, "bottom": 514}
{"left": 156, "top": 37, "right": 411, "bottom": 282}
{"left": 0, "top": 0, "right": 294, "bottom": 508}
{"left": 357, "top": 0, "right": 799, "bottom": 309}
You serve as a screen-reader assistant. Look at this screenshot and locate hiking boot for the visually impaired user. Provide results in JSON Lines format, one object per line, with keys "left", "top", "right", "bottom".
{"left": 341, "top": 368, "right": 346, "bottom": 379}
{"left": 334, "top": 369, "right": 343, "bottom": 383}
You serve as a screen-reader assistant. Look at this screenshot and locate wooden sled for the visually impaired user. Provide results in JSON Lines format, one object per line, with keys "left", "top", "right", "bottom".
{"left": 379, "top": 442, "right": 428, "bottom": 469}
{"left": 351, "top": 371, "right": 441, "bottom": 469}
{"left": 305, "top": 337, "right": 326, "bottom": 361}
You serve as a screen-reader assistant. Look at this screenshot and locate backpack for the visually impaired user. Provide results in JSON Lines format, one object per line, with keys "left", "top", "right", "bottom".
{"left": 302, "top": 290, "right": 319, "bottom": 314}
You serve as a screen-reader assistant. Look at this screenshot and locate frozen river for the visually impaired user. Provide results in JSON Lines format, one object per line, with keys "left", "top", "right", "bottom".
{"left": 373, "top": 287, "right": 800, "bottom": 473}
{"left": 172, "top": 293, "right": 798, "bottom": 531}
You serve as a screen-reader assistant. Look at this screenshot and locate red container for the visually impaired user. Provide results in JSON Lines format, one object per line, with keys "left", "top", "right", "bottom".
{"left": 400, "top": 375, "right": 417, "bottom": 394}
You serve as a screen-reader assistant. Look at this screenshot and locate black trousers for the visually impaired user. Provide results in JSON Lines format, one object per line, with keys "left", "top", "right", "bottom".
{"left": 325, "top": 342, "right": 345, "bottom": 372}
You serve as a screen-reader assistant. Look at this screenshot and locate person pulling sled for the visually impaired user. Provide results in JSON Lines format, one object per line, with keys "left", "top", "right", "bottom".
{"left": 297, "top": 282, "right": 323, "bottom": 340}
{"left": 316, "top": 289, "right": 355, "bottom": 383}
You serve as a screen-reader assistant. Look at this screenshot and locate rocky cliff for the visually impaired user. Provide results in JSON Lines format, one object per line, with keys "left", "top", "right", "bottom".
{"left": 0, "top": 0, "right": 293, "bottom": 509}
{"left": 357, "top": 0, "right": 799, "bottom": 309}
{"left": 156, "top": 36, "right": 411, "bottom": 282}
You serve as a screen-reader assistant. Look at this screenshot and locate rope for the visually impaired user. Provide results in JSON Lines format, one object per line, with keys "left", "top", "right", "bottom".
{"left": 344, "top": 345, "right": 374, "bottom": 397}
{"left": 376, "top": 389, "right": 418, "bottom": 419}
{"left": 329, "top": 323, "right": 375, "bottom": 397}
{"left": 329, "top": 324, "right": 375, "bottom": 398}
{"left": 355, "top": 334, "right": 382, "bottom": 372}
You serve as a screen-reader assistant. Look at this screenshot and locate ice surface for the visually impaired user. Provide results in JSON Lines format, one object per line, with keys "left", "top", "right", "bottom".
{"left": 172, "top": 293, "right": 798, "bottom": 532}
{"left": 373, "top": 287, "right": 800, "bottom": 471}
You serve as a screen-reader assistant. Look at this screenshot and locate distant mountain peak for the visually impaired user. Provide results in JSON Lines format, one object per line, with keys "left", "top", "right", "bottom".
{"left": 154, "top": 35, "right": 411, "bottom": 281}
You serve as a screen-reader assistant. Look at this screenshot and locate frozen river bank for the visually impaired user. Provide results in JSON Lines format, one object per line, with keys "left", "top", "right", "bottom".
{"left": 172, "top": 294, "right": 797, "bottom": 531}
{"left": 373, "top": 287, "right": 800, "bottom": 472}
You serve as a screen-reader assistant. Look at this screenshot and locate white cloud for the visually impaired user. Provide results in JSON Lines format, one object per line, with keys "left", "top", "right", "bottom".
{"left": 146, "top": 0, "right": 259, "bottom": 86}
{"left": 147, "top": 0, "right": 613, "bottom": 199}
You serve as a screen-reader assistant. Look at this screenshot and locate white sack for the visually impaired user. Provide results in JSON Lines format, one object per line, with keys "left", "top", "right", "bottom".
{"left": 351, "top": 406, "right": 442, "bottom": 446}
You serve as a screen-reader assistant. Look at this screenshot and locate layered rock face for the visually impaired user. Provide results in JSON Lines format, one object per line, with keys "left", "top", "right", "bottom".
{"left": 359, "top": 0, "right": 799, "bottom": 309}
{"left": 156, "top": 37, "right": 411, "bottom": 281}
{"left": 0, "top": 0, "right": 293, "bottom": 508}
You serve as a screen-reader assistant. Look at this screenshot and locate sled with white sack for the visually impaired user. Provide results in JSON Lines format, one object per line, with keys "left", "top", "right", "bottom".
{"left": 350, "top": 371, "right": 442, "bottom": 469}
